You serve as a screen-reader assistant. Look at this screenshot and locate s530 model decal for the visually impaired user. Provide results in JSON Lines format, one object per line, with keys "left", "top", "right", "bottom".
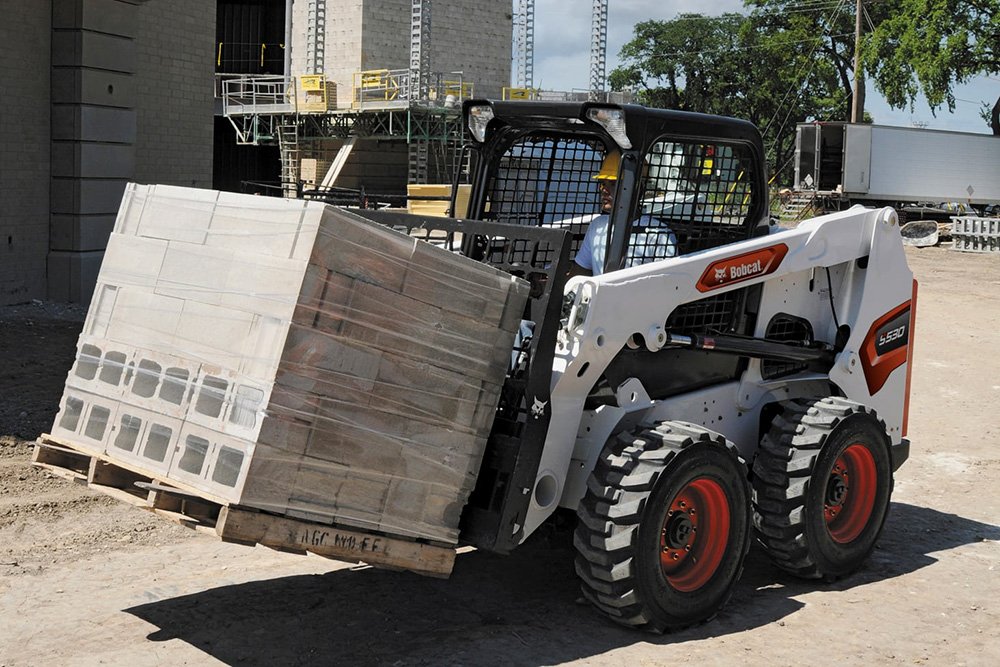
{"left": 861, "top": 300, "right": 912, "bottom": 395}
{"left": 696, "top": 244, "right": 789, "bottom": 292}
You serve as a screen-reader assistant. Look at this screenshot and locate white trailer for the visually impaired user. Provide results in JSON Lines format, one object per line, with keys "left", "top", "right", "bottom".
{"left": 794, "top": 122, "right": 1000, "bottom": 207}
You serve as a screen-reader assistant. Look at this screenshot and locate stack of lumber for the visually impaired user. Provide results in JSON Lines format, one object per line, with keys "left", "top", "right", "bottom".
{"left": 406, "top": 184, "right": 471, "bottom": 218}
{"left": 49, "top": 184, "right": 528, "bottom": 544}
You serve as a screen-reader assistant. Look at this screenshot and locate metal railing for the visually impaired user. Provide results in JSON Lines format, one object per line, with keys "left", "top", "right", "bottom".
{"left": 221, "top": 74, "right": 296, "bottom": 116}
{"left": 533, "top": 89, "right": 635, "bottom": 104}
{"left": 352, "top": 69, "right": 474, "bottom": 109}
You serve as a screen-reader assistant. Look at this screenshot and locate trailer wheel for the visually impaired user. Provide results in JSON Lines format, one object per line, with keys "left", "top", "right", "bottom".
{"left": 751, "top": 397, "right": 893, "bottom": 580}
{"left": 574, "top": 421, "right": 751, "bottom": 632}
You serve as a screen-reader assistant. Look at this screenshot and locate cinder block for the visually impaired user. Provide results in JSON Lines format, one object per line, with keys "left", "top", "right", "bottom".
{"left": 99, "top": 234, "right": 168, "bottom": 288}
{"left": 48, "top": 186, "right": 529, "bottom": 544}
{"left": 239, "top": 443, "right": 299, "bottom": 513}
{"left": 240, "top": 314, "right": 286, "bottom": 381}
{"left": 105, "top": 288, "right": 184, "bottom": 349}
{"left": 311, "top": 207, "right": 416, "bottom": 290}
{"left": 173, "top": 299, "right": 255, "bottom": 371}
{"left": 220, "top": 252, "right": 305, "bottom": 320}
{"left": 132, "top": 184, "right": 217, "bottom": 244}
{"left": 155, "top": 242, "right": 233, "bottom": 306}
{"left": 288, "top": 456, "right": 389, "bottom": 530}
{"left": 207, "top": 192, "right": 316, "bottom": 259}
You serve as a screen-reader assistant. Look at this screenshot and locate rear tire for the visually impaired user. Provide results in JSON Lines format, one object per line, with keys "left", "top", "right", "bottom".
{"left": 574, "top": 421, "right": 751, "bottom": 632}
{"left": 751, "top": 397, "right": 894, "bottom": 580}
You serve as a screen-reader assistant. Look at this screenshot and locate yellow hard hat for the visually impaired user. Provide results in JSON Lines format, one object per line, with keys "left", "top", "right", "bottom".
{"left": 594, "top": 151, "right": 621, "bottom": 180}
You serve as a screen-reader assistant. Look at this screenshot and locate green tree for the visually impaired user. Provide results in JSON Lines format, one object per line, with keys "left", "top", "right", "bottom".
{"left": 862, "top": 0, "right": 1000, "bottom": 133}
{"left": 608, "top": 14, "right": 747, "bottom": 113}
{"left": 608, "top": 11, "right": 849, "bottom": 181}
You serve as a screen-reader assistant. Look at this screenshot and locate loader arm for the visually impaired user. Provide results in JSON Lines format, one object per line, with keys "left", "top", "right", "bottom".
{"left": 519, "top": 205, "right": 915, "bottom": 540}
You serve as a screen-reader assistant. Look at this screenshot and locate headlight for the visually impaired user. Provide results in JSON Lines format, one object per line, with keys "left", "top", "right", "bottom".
{"left": 467, "top": 104, "right": 494, "bottom": 143}
{"left": 585, "top": 107, "right": 632, "bottom": 149}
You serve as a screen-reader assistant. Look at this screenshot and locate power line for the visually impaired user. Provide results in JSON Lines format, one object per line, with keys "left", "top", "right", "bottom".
{"left": 762, "top": 0, "right": 850, "bottom": 137}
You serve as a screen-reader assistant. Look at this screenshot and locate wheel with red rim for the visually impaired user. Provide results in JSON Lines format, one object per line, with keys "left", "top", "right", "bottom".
{"left": 752, "top": 397, "right": 894, "bottom": 580}
{"left": 825, "top": 444, "right": 878, "bottom": 543}
{"left": 659, "top": 478, "right": 731, "bottom": 592}
{"left": 575, "top": 421, "right": 751, "bottom": 632}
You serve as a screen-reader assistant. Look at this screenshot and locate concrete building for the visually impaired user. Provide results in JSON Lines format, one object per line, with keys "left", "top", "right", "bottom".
{"left": 290, "top": 0, "right": 511, "bottom": 104}
{"left": 0, "top": 0, "right": 512, "bottom": 305}
{"left": 0, "top": 0, "right": 215, "bottom": 305}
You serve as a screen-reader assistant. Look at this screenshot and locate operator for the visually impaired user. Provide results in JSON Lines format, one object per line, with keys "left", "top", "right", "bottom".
{"left": 571, "top": 150, "right": 678, "bottom": 277}
{"left": 512, "top": 151, "right": 679, "bottom": 372}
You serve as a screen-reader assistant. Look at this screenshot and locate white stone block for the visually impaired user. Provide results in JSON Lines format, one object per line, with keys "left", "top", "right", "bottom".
{"left": 135, "top": 184, "right": 218, "bottom": 244}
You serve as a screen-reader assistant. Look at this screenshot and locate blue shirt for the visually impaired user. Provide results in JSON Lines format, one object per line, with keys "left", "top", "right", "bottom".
{"left": 574, "top": 215, "right": 678, "bottom": 275}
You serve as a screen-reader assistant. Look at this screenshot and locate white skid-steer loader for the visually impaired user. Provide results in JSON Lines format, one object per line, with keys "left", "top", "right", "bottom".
{"left": 361, "top": 100, "right": 915, "bottom": 631}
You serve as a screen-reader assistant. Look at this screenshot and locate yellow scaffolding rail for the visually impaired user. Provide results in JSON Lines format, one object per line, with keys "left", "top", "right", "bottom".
{"left": 503, "top": 87, "right": 540, "bottom": 100}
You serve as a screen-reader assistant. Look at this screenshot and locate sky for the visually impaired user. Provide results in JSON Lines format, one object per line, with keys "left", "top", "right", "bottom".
{"left": 528, "top": 0, "right": 998, "bottom": 134}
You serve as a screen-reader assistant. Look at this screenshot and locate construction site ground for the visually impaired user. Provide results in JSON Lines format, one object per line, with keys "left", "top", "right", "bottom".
{"left": 1, "top": 245, "right": 998, "bottom": 666}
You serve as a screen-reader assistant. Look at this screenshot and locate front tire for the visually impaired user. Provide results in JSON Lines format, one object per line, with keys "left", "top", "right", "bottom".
{"left": 574, "top": 421, "right": 751, "bottom": 632}
{"left": 752, "top": 397, "right": 894, "bottom": 580}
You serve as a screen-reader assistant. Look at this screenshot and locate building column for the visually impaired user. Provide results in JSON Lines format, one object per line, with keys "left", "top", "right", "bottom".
{"left": 49, "top": 0, "right": 145, "bottom": 303}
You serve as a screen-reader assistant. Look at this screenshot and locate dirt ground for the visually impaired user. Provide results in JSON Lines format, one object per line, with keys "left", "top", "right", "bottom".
{"left": 1, "top": 246, "right": 998, "bottom": 666}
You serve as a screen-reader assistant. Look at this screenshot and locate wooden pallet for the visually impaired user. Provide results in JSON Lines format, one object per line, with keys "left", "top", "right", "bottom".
{"left": 32, "top": 435, "right": 456, "bottom": 578}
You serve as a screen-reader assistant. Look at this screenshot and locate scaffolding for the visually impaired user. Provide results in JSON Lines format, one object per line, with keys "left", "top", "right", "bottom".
{"left": 306, "top": 0, "right": 326, "bottom": 74}
{"left": 513, "top": 0, "right": 535, "bottom": 89}
{"left": 220, "top": 72, "right": 470, "bottom": 193}
{"left": 589, "top": 0, "right": 608, "bottom": 100}
{"left": 410, "top": 0, "right": 432, "bottom": 103}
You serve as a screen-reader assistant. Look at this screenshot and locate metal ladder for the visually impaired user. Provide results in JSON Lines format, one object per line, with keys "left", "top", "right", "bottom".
{"left": 278, "top": 119, "right": 300, "bottom": 197}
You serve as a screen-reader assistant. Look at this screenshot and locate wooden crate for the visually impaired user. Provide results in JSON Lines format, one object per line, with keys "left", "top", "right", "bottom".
{"left": 47, "top": 184, "right": 529, "bottom": 548}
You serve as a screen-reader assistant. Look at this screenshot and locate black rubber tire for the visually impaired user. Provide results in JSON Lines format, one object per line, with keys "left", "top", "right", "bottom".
{"left": 751, "top": 397, "right": 894, "bottom": 580}
{"left": 574, "top": 421, "right": 751, "bottom": 632}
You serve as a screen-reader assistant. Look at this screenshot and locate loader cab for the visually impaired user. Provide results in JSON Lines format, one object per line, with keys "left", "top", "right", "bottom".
{"left": 461, "top": 100, "right": 772, "bottom": 401}
{"left": 455, "top": 101, "right": 773, "bottom": 553}
{"left": 460, "top": 100, "right": 769, "bottom": 273}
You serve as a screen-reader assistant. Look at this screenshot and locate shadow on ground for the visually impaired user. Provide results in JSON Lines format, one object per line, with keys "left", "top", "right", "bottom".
{"left": 126, "top": 502, "right": 999, "bottom": 666}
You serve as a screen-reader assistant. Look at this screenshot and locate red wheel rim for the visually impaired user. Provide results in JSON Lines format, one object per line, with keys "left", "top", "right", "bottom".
{"left": 659, "top": 477, "right": 730, "bottom": 592}
{"left": 824, "top": 443, "right": 878, "bottom": 544}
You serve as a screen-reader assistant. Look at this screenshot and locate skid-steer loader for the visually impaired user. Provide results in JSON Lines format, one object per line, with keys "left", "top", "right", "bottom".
{"left": 358, "top": 100, "right": 916, "bottom": 631}
{"left": 38, "top": 100, "right": 915, "bottom": 634}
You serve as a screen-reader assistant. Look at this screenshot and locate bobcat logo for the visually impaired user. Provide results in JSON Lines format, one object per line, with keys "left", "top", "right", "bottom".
{"left": 714, "top": 267, "right": 728, "bottom": 283}
{"left": 531, "top": 397, "right": 548, "bottom": 419}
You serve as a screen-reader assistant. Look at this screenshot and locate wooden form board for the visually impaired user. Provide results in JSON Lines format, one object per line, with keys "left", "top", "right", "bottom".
{"left": 46, "top": 184, "right": 529, "bottom": 548}
{"left": 407, "top": 184, "right": 472, "bottom": 218}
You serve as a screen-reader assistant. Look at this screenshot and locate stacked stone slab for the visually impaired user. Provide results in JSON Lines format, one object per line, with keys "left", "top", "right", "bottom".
{"left": 951, "top": 216, "right": 1000, "bottom": 253}
{"left": 51, "top": 184, "right": 528, "bottom": 544}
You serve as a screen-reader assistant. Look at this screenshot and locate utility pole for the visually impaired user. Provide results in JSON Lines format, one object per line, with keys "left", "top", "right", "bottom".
{"left": 851, "top": 0, "right": 862, "bottom": 122}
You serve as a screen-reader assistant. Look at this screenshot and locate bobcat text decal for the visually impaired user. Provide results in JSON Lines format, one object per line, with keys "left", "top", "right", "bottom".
{"left": 696, "top": 244, "right": 789, "bottom": 292}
